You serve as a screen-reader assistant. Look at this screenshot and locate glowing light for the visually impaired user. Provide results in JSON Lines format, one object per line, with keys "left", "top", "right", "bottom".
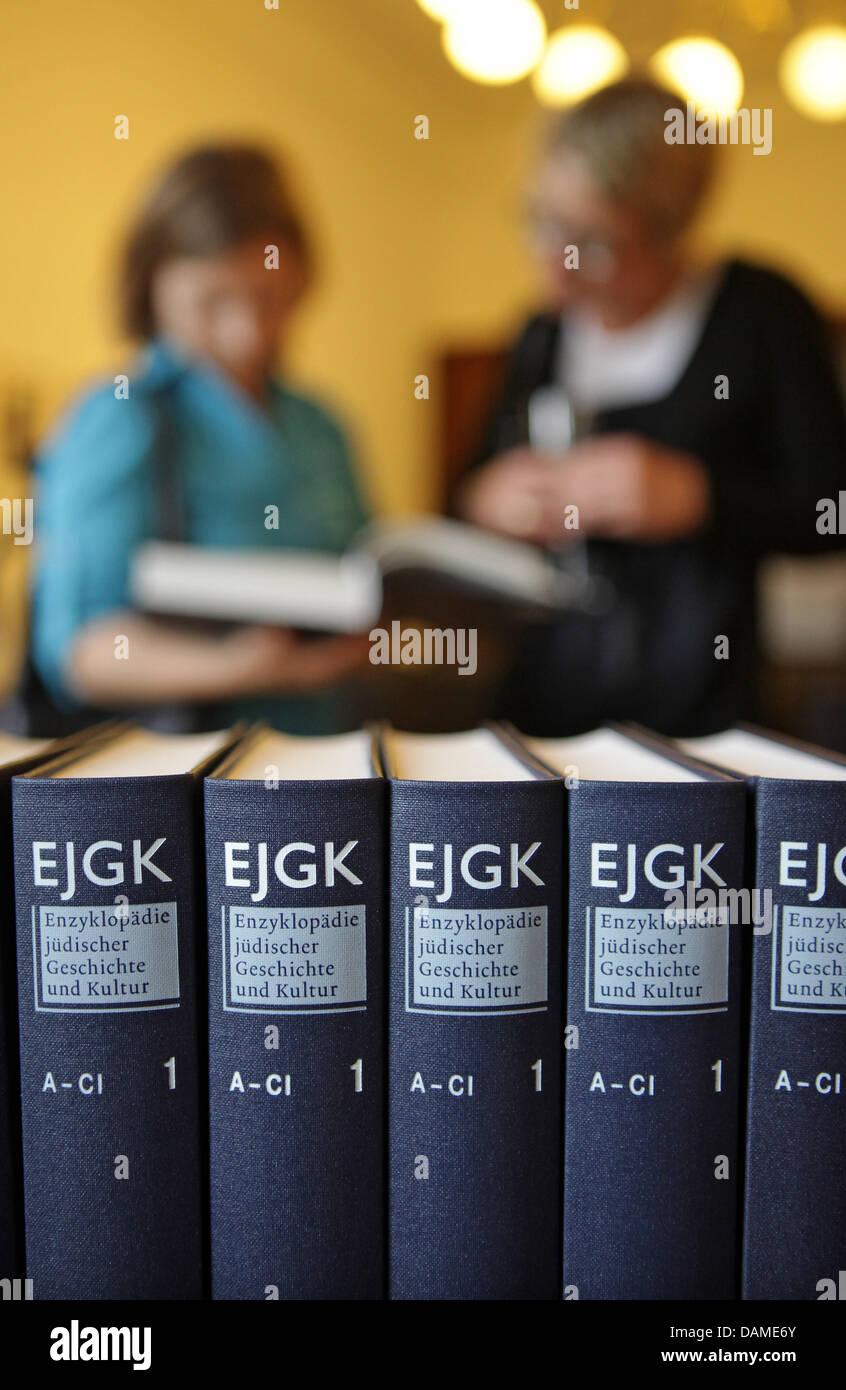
{"left": 649, "top": 36, "right": 744, "bottom": 115}
{"left": 780, "top": 25, "right": 846, "bottom": 120}
{"left": 416, "top": 0, "right": 464, "bottom": 21}
{"left": 532, "top": 26, "right": 629, "bottom": 106}
{"left": 442, "top": 0, "right": 547, "bottom": 86}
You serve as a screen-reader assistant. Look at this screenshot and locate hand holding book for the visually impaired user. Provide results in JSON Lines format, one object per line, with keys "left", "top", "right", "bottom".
{"left": 213, "top": 625, "right": 369, "bottom": 695}
{"left": 66, "top": 611, "right": 369, "bottom": 708}
{"left": 130, "top": 515, "right": 600, "bottom": 635}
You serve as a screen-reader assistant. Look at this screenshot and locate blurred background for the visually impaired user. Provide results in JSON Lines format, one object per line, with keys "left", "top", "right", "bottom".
{"left": 1, "top": 0, "right": 845, "bottom": 739}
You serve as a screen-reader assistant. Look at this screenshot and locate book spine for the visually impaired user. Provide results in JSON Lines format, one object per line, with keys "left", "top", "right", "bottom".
{"left": 12, "top": 775, "right": 204, "bottom": 1300}
{"left": 564, "top": 781, "right": 745, "bottom": 1299}
{"left": 0, "top": 954, "right": 19, "bottom": 1283}
{"left": 0, "top": 776, "right": 22, "bottom": 1284}
{"left": 205, "top": 777, "right": 385, "bottom": 1300}
{"left": 388, "top": 780, "right": 563, "bottom": 1299}
{"left": 742, "top": 781, "right": 846, "bottom": 1300}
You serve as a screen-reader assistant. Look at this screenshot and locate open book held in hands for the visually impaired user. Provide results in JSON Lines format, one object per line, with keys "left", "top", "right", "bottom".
{"left": 130, "top": 517, "right": 608, "bottom": 632}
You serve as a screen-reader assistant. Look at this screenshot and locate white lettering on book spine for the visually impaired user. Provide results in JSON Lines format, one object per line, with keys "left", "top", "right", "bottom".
{"left": 586, "top": 906, "right": 729, "bottom": 1015}
{"left": 32, "top": 839, "right": 171, "bottom": 900}
{"left": 223, "top": 904, "right": 367, "bottom": 1013}
{"left": 778, "top": 842, "right": 846, "bottom": 901}
{"left": 405, "top": 904, "right": 548, "bottom": 1015}
{"left": 772, "top": 905, "right": 846, "bottom": 1013}
{"left": 33, "top": 903, "right": 179, "bottom": 1013}
{"left": 590, "top": 841, "right": 725, "bottom": 902}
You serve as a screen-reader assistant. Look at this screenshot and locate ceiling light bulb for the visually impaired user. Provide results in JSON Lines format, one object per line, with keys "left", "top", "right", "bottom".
{"left": 650, "top": 36, "right": 744, "bottom": 115}
{"left": 443, "top": 0, "right": 547, "bottom": 86}
{"left": 780, "top": 24, "right": 846, "bottom": 120}
{"left": 532, "top": 26, "right": 629, "bottom": 106}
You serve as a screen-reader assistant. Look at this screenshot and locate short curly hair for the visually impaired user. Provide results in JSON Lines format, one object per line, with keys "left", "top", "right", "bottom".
{"left": 543, "top": 78, "right": 717, "bottom": 241}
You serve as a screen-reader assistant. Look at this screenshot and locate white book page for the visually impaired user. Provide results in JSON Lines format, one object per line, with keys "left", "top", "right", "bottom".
{"left": 527, "top": 728, "right": 703, "bottom": 782}
{"left": 387, "top": 728, "right": 536, "bottom": 782}
{"left": 355, "top": 517, "right": 574, "bottom": 606}
{"left": 50, "top": 728, "right": 233, "bottom": 778}
{"left": 131, "top": 542, "right": 382, "bottom": 631}
{"left": 680, "top": 731, "right": 846, "bottom": 781}
{"left": 223, "top": 729, "right": 375, "bottom": 780}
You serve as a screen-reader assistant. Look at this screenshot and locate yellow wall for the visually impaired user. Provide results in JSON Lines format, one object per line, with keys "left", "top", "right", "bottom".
{"left": 1, "top": 0, "right": 845, "bottom": 527}
{"left": 1, "top": 0, "right": 445, "bottom": 514}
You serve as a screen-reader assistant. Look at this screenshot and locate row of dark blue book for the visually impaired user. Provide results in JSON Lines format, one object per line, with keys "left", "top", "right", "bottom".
{"left": 0, "top": 718, "right": 843, "bottom": 1301}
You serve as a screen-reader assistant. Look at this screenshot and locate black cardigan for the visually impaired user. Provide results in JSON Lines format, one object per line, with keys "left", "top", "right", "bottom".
{"left": 456, "top": 259, "right": 846, "bottom": 735}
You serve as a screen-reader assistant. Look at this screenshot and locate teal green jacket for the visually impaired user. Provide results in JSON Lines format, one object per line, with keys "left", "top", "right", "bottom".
{"left": 31, "top": 339, "right": 370, "bottom": 732}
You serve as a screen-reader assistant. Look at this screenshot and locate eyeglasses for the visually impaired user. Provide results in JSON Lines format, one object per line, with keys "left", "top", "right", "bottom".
{"left": 525, "top": 211, "right": 621, "bottom": 281}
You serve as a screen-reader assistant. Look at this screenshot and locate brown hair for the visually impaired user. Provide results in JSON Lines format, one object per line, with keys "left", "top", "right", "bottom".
{"left": 119, "top": 143, "right": 313, "bottom": 339}
{"left": 543, "top": 78, "right": 716, "bottom": 241}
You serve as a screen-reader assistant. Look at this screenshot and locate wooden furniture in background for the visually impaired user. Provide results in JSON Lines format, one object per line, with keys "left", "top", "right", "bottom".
{"left": 438, "top": 347, "right": 507, "bottom": 504}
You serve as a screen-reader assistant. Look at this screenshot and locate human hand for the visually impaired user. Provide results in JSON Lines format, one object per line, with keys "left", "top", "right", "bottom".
{"left": 218, "top": 625, "right": 370, "bottom": 695}
{"left": 459, "top": 437, "right": 710, "bottom": 546}
{"left": 457, "top": 447, "right": 560, "bottom": 542}
{"left": 540, "top": 433, "right": 711, "bottom": 542}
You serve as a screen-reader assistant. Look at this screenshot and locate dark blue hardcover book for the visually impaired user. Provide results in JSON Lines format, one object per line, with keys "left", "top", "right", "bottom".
{"left": 12, "top": 724, "right": 241, "bottom": 1300}
{"left": 0, "top": 731, "right": 76, "bottom": 1290}
{"left": 526, "top": 726, "right": 746, "bottom": 1300}
{"left": 384, "top": 728, "right": 564, "bottom": 1300}
{"left": 681, "top": 726, "right": 846, "bottom": 1301}
{"left": 204, "top": 728, "right": 386, "bottom": 1300}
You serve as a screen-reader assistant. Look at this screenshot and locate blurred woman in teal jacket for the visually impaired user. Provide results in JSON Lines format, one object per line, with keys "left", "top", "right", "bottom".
{"left": 31, "top": 144, "right": 369, "bottom": 732}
